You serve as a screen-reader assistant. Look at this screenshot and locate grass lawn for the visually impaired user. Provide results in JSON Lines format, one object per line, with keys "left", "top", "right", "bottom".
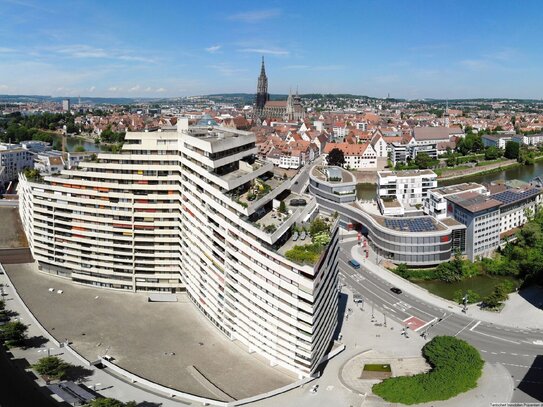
{"left": 363, "top": 364, "right": 391, "bottom": 372}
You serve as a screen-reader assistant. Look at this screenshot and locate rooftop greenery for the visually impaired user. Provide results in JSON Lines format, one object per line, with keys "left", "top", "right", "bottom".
{"left": 285, "top": 218, "right": 332, "bottom": 265}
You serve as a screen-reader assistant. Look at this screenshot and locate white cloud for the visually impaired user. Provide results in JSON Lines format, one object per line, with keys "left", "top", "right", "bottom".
{"left": 108, "top": 86, "right": 120, "bottom": 92}
{"left": 88, "top": 86, "right": 96, "bottom": 92}
{"left": 0, "top": 84, "right": 8, "bottom": 90}
{"left": 55, "top": 44, "right": 109, "bottom": 58}
{"left": 227, "top": 9, "right": 280, "bottom": 23}
{"left": 239, "top": 48, "right": 289, "bottom": 56}
{"left": 205, "top": 45, "right": 221, "bottom": 53}
{"left": 0, "top": 47, "right": 16, "bottom": 53}
{"left": 50, "top": 44, "right": 156, "bottom": 63}
{"left": 129, "top": 85, "right": 141, "bottom": 92}
{"left": 208, "top": 64, "right": 247, "bottom": 76}
{"left": 144, "top": 86, "right": 152, "bottom": 92}
{"left": 156, "top": 87, "right": 166, "bottom": 93}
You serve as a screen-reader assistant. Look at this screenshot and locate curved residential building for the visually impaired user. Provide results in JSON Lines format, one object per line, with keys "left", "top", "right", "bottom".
{"left": 309, "top": 165, "right": 466, "bottom": 266}
{"left": 18, "top": 120, "right": 339, "bottom": 378}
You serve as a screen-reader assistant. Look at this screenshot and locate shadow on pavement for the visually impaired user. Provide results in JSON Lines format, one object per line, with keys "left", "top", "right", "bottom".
{"left": 517, "top": 354, "right": 543, "bottom": 401}
{"left": 65, "top": 365, "right": 94, "bottom": 382}
{"left": 333, "top": 292, "right": 348, "bottom": 340}
{"left": 518, "top": 285, "right": 543, "bottom": 310}
{"left": 23, "top": 335, "right": 49, "bottom": 349}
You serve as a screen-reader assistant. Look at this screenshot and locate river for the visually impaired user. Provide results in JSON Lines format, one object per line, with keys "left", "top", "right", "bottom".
{"left": 52, "top": 136, "right": 106, "bottom": 153}
{"left": 356, "top": 162, "right": 543, "bottom": 200}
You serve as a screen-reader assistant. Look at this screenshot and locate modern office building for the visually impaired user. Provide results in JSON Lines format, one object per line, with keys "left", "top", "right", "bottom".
{"left": 377, "top": 170, "right": 438, "bottom": 208}
{"left": 490, "top": 186, "right": 543, "bottom": 235}
{"left": 424, "top": 183, "right": 488, "bottom": 219}
{"left": 18, "top": 120, "right": 339, "bottom": 378}
{"left": 445, "top": 192, "right": 502, "bottom": 261}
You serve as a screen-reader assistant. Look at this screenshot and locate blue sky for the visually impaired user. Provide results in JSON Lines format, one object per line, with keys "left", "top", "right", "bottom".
{"left": 1, "top": 0, "right": 543, "bottom": 99}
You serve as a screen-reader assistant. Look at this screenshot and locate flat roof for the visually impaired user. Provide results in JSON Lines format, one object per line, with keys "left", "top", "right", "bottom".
{"left": 446, "top": 191, "right": 502, "bottom": 213}
{"left": 491, "top": 187, "right": 542, "bottom": 207}
{"left": 430, "top": 182, "right": 485, "bottom": 197}
{"left": 378, "top": 169, "right": 436, "bottom": 178}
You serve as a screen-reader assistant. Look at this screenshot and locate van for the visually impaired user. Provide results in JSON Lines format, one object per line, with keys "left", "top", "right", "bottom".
{"left": 348, "top": 259, "right": 360, "bottom": 269}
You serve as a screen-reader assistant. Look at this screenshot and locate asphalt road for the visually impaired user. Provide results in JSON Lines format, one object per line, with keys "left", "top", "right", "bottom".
{"left": 338, "top": 241, "right": 543, "bottom": 403}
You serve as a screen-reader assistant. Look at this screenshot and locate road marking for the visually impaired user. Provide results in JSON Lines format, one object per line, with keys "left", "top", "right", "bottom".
{"left": 503, "top": 363, "right": 542, "bottom": 370}
{"left": 455, "top": 320, "right": 475, "bottom": 337}
{"left": 491, "top": 352, "right": 497, "bottom": 355}
{"left": 416, "top": 317, "right": 437, "bottom": 332}
{"left": 472, "top": 330, "right": 521, "bottom": 344}
{"left": 469, "top": 320, "right": 481, "bottom": 331}
{"left": 480, "top": 350, "right": 488, "bottom": 353}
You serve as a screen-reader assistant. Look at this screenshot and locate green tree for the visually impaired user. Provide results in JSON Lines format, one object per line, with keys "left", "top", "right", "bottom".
{"left": 395, "top": 263, "right": 409, "bottom": 278}
{"left": 484, "top": 146, "right": 502, "bottom": 160}
{"left": 414, "top": 152, "right": 437, "bottom": 169}
{"left": 32, "top": 356, "right": 72, "bottom": 380}
{"left": 327, "top": 148, "right": 345, "bottom": 167}
{"left": 0, "top": 321, "right": 28, "bottom": 346}
{"left": 74, "top": 145, "right": 86, "bottom": 152}
{"left": 504, "top": 141, "right": 519, "bottom": 159}
{"left": 309, "top": 218, "right": 329, "bottom": 236}
{"left": 278, "top": 200, "right": 287, "bottom": 214}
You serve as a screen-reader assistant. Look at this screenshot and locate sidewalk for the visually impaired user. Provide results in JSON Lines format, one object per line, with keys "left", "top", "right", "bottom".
{"left": 346, "top": 231, "right": 543, "bottom": 330}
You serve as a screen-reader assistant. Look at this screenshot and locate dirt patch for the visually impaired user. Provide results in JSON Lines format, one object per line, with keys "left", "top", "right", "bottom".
{"left": 0, "top": 207, "right": 28, "bottom": 248}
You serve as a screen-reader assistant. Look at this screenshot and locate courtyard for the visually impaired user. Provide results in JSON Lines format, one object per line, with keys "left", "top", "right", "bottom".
{"left": 3, "top": 262, "right": 297, "bottom": 402}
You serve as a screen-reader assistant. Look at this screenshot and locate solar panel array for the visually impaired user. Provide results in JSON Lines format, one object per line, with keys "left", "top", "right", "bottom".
{"left": 384, "top": 217, "right": 437, "bottom": 232}
{"left": 492, "top": 188, "right": 541, "bottom": 206}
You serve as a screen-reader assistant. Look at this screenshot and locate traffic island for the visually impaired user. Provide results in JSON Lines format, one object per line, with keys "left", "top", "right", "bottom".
{"left": 372, "top": 336, "right": 484, "bottom": 405}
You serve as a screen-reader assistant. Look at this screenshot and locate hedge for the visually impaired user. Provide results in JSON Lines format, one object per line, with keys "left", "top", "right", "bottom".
{"left": 372, "top": 336, "right": 484, "bottom": 405}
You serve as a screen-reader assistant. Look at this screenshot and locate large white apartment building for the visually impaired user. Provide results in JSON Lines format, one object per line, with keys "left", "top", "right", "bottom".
{"left": 377, "top": 170, "right": 438, "bottom": 208}
{"left": 18, "top": 120, "right": 339, "bottom": 378}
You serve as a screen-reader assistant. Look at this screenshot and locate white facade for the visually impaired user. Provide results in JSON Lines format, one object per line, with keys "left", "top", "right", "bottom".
{"left": 491, "top": 187, "right": 543, "bottom": 234}
{"left": 424, "top": 183, "right": 488, "bottom": 220}
{"left": 512, "top": 133, "right": 543, "bottom": 145}
{"left": 18, "top": 121, "right": 339, "bottom": 378}
{"left": 377, "top": 170, "right": 438, "bottom": 207}
{"left": 0, "top": 145, "right": 33, "bottom": 187}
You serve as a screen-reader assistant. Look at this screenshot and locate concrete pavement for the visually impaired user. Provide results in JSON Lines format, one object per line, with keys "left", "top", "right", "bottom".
{"left": 338, "top": 231, "right": 543, "bottom": 404}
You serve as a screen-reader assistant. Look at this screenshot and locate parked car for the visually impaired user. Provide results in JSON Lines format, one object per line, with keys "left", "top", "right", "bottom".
{"left": 292, "top": 232, "right": 299, "bottom": 241}
{"left": 390, "top": 287, "right": 402, "bottom": 294}
{"left": 300, "top": 231, "right": 306, "bottom": 240}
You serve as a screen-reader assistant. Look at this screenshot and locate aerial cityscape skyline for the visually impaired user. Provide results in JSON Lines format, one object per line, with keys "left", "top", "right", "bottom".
{"left": 2, "top": 0, "right": 543, "bottom": 99}
{"left": 2, "top": 2, "right": 543, "bottom": 407}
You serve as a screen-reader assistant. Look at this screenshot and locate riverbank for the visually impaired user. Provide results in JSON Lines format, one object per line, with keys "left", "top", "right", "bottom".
{"left": 437, "top": 159, "right": 520, "bottom": 181}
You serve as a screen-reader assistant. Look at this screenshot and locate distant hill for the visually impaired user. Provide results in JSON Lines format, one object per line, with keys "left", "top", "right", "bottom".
{"left": 0, "top": 94, "right": 158, "bottom": 105}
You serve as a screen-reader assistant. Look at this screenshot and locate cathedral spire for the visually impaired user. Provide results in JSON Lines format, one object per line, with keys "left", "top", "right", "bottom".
{"left": 260, "top": 56, "right": 266, "bottom": 76}
{"left": 255, "top": 57, "right": 270, "bottom": 119}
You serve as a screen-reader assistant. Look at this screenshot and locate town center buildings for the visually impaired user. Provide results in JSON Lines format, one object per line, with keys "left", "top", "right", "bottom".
{"left": 18, "top": 120, "right": 339, "bottom": 378}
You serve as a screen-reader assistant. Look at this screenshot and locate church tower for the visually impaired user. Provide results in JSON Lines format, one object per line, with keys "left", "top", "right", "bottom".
{"left": 255, "top": 56, "right": 269, "bottom": 119}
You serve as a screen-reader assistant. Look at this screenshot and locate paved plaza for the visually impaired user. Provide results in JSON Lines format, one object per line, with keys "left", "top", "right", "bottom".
{"left": 4, "top": 262, "right": 296, "bottom": 401}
